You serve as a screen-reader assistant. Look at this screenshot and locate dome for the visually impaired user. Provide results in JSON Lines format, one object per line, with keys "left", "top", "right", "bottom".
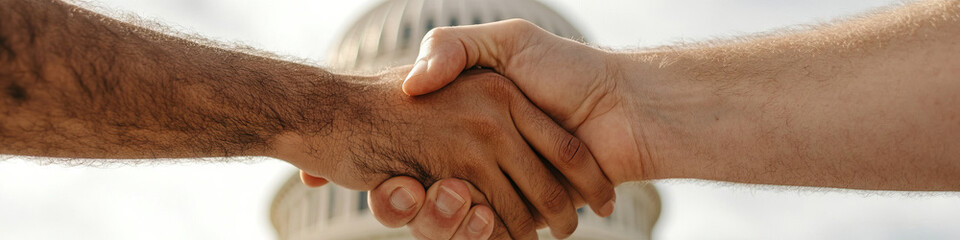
{"left": 326, "top": 0, "right": 586, "bottom": 72}
{"left": 271, "top": 1, "right": 661, "bottom": 239}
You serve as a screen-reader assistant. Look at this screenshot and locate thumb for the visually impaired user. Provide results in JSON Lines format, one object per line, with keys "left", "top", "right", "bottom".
{"left": 402, "top": 19, "right": 541, "bottom": 96}
{"left": 401, "top": 29, "right": 473, "bottom": 96}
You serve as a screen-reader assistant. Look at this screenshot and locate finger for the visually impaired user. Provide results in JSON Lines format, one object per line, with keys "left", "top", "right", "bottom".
{"left": 408, "top": 179, "right": 473, "bottom": 240}
{"left": 523, "top": 164, "right": 590, "bottom": 229}
{"left": 299, "top": 170, "right": 329, "bottom": 187}
{"left": 476, "top": 169, "right": 539, "bottom": 240}
{"left": 458, "top": 180, "right": 508, "bottom": 240}
{"left": 499, "top": 134, "right": 579, "bottom": 239}
{"left": 456, "top": 70, "right": 572, "bottom": 239}
{"left": 369, "top": 176, "right": 426, "bottom": 228}
{"left": 403, "top": 19, "right": 544, "bottom": 96}
{"left": 549, "top": 163, "right": 589, "bottom": 208}
{"left": 511, "top": 93, "right": 617, "bottom": 217}
{"left": 452, "top": 205, "right": 496, "bottom": 240}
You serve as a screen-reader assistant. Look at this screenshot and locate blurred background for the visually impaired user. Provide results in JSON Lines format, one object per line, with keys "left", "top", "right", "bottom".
{"left": 2, "top": 0, "right": 959, "bottom": 239}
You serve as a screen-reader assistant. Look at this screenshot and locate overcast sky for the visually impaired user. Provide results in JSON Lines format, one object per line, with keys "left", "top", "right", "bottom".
{"left": 2, "top": 0, "right": 959, "bottom": 240}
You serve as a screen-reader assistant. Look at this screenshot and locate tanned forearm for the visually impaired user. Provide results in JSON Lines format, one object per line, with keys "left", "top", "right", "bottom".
{"left": 623, "top": 0, "right": 960, "bottom": 190}
{"left": 0, "top": 0, "right": 368, "bottom": 162}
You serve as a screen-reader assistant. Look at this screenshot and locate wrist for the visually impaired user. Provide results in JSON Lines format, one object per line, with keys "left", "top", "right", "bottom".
{"left": 269, "top": 72, "right": 384, "bottom": 175}
{"left": 611, "top": 50, "right": 750, "bottom": 181}
{"left": 608, "top": 51, "right": 671, "bottom": 181}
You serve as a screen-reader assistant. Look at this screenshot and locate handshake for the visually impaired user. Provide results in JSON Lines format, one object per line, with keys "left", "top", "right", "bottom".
{"left": 5, "top": 1, "right": 959, "bottom": 240}
{"left": 284, "top": 20, "right": 645, "bottom": 240}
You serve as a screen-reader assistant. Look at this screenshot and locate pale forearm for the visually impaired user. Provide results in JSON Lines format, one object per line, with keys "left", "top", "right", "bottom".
{"left": 623, "top": 0, "right": 960, "bottom": 190}
{"left": 0, "top": 0, "right": 367, "bottom": 162}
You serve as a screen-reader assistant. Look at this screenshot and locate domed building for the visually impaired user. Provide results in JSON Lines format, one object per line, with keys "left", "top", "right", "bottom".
{"left": 270, "top": 0, "right": 661, "bottom": 239}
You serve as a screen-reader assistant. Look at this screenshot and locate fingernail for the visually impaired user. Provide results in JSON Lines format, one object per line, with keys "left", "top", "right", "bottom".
{"left": 467, "top": 210, "right": 490, "bottom": 234}
{"left": 599, "top": 199, "right": 616, "bottom": 217}
{"left": 405, "top": 59, "right": 428, "bottom": 81}
{"left": 436, "top": 186, "right": 465, "bottom": 216}
{"left": 390, "top": 187, "right": 416, "bottom": 211}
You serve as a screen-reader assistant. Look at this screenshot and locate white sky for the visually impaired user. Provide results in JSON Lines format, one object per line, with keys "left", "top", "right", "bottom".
{"left": 3, "top": 0, "right": 959, "bottom": 239}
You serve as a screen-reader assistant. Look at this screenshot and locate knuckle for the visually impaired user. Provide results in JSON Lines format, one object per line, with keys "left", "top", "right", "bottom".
{"left": 424, "top": 26, "right": 456, "bottom": 42}
{"left": 503, "top": 18, "right": 535, "bottom": 29}
{"left": 589, "top": 179, "right": 616, "bottom": 202}
{"left": 555, "top": 135, "right": 587, "bottom": 169}
{"left": 477, "top": 73, "right": 523, "bottom": 101}
{"left": 454, "top": 71, "right": 517, "bottom": 99}
{"left": 506, "top": 19, "right": 541, "bottom": 36}
{"left": 504, "top": 213, "right": 536, "bottom": 238}
{"left": 538, "top": 183, "right": 572, "bottom": 215}
{"left": 490, "top": 226, "right": 512, "bottom": 240}
{"left": 474, "top": 72, "right": 513, "bottom": 90}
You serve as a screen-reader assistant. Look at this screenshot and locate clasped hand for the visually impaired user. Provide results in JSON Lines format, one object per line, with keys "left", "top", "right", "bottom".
{"left": 286, "top": 19, "right": 641, "bottom": 240}
{"left": 282, "top": 65, "right": 619, "bottom": 239}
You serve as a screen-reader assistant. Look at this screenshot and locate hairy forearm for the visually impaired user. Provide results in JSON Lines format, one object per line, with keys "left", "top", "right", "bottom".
{"left": 0, "top": 0, "right": 369, "bottom": 161}
{"left": 623, "top": 0, "right": 960, "bottom": 190}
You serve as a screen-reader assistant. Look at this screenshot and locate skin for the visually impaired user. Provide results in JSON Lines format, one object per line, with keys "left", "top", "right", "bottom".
{"left": 371, "top": 0, "right": 960, "bottom": 238}
{"left": 0, "top": 1, "right": 620, "bottom": 239}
